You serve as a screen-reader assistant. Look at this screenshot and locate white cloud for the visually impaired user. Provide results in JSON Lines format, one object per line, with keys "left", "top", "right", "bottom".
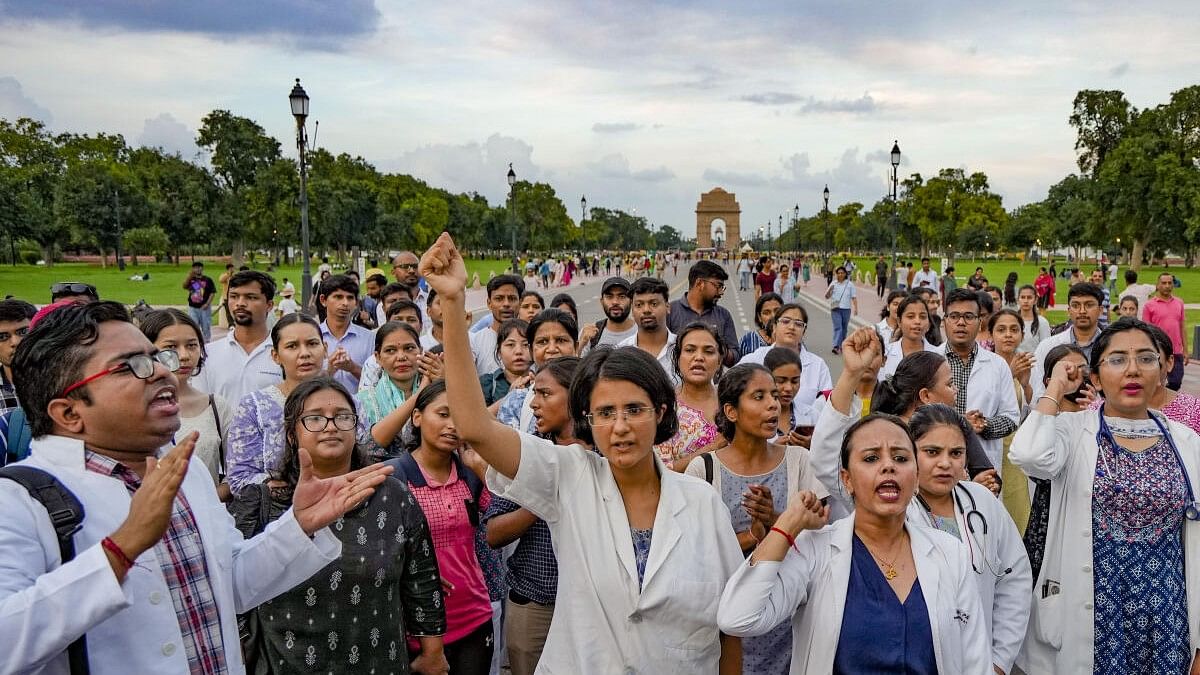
{"left": 0, "top": 76, "right": 52, "bottom": 123}
{"left": 137, "top": 112, "right": 199, "bottom": 159}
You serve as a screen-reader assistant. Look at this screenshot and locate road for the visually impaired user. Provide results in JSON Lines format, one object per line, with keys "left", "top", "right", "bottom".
{"left": 509, "top": 263, "right": 846, "bottom": 383}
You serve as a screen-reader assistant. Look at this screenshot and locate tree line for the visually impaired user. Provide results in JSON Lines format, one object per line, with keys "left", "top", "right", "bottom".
{"left": 0, "top": 112, "right": 680, "bottom": 267}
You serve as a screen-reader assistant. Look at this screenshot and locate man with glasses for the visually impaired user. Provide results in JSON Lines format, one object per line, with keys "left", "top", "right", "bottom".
{"left": 1144, "top": 272, "right": 1188, "bottom": 391}
{"left": 1031, "top": 282, "right": 1106, "bottom": 399}
{"left": 392, "top": 250, "right": 428, "bottom": 320}
{"left": 668, "top": 260, "right": 739, "bottom": 365}
{"left": 0, "top": 300, "right": 393, "bottom": 673}
{"left": 941, "top": 288, "right": 1021, "bottom": 470}
{"left": 50, "top": 282, "right": 99, "bottom": 304}
{"left": 0, "top": 299, "right": 34, "bottom": 418}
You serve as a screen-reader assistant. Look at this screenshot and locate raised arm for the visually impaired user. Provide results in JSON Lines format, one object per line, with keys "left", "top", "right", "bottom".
{"left": 420, "top": 233, "right": 522, "bottom": 478}
{"left": 1008, "top": 358, "right": 1085, "bottom": 480}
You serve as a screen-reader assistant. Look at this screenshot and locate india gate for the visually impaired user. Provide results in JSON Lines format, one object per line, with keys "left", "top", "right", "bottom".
{"left": 695, "top": 187, "right": 741, "bottom": 249}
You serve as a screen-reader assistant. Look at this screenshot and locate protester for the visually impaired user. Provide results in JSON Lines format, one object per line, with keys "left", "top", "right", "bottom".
{"left": 472, "top": 318, "right": 530, "bottom": 409}
{"left": 140, "top": 309, "right": 233, "bottom": 487}
{"left": 314, "top": 275, "right": 373, "bottom": 391}
{"left": 740, "top": 292, "right": 782, "bottom": 357}
{"left": 910, "top": 286, "right": 944, "bottom": 347}
{"left": 216, "top": 263, "right": 235, "bottom": 328}
{"left": 668, "top": 260, "right": 740, "bottom": 365}
{"left": 989, "top": 309, "right": 1035, "bottom": 531}
{"left": 659, "top": 322, "right": 724, "bottom": 469}
{"left": 1016, "top": 284, "right": 1050, "bottom": 354}
{"left": 422, "top": 232, "right": 744, "bottom": 673}
{"left": 878, "top": 294, "right": 937, "bottom": 381}
{"left": 578, "top": 277, "right": 635, "bottom": 356}
{"left": 1011, "top": 318, "right": 1200, "bottom": 674}
{"left": 1002, "top": 272, "right": 1019, "bottom": 309}
{"left": 495, "top": 310, "right": 578, "bottom": 435}
{"left": 738, "top": 303, "right": 833, "bottom": 406}
{"left": 763, "top": 347, "right": 818, "bottom": 447}
{"left": 1144, "top": 271, "right": 1188, "bottom": 391}
{"left": 1089, "top": 268, "right": 1112, "bottom": 328}
{"left": 1116, "top": 294, "right": 1139, "bottom": 319}
{"left": 49, "top": 281, "right": 99, "bottom": 304}
{"left": 1087, "top": 323, "right": 1200, "bottom": 436}
{"left": 226, "top": 313, "right": 374, "bottom": 494}
{"left": 1118, "top": 269, "right": 1155, "bottom": 319}
{"left": 392, "top": 250, "right": 428, "bottom": 315}
{"left": 0, "top": 300, "right": 393, "bottom": 674}
{"left": 774, "top": 264, "right": 799, "bottom": 303}
{"left": 616, "top": 277, "right": 678, "bottom": 386}
{"left": 0, "top": 299, "right": 34, "bottom": 418}
{"left": 357, "top": 321, "right": 434, "bottom": 451}
{"left": 1030, "top": 282, "right": 1105, "bottom": 398}
{"left": 717, "top": 411, "right": 989, "bottom": 674}
{"left": 182, "top": 261, "right": 217, "bottom": 341}
{"left": 228, "top": 376, "right": 449, "bottom": 674}
{"left": 518, "top": 290, "right": 545, "bottom": 323}
{"left": 824, "top": 266, "right": 857, "bottom": 353}
{"left": 684, "top": 363, "right": 828, "bottom": 674}
{"left": 975, "top": 290, "right": 996, "bottom": 350}
{"left": 356, "top": 300, "right": 436, "bottom": 392}
{"left": 468, "top": 275, "right": 525, "bottom": 376}
{"left": 194, "top": 270, "right": 281, "bottom": 405}
{"left": 876, "top": 290, "right": 905, "bottom": 345}
{"left": 549, "top": 294, "right": 578, "bottom": 324}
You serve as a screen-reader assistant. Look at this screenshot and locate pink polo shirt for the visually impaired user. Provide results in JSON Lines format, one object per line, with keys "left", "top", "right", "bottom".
{"left": 406, "top": 462, "right": 493, "bottom": 646}
{"left": 1144, "top": 295, "right": 1186, "bottom": 354}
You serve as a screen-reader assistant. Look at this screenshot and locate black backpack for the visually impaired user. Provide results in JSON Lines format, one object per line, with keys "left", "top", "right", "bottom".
{"left": 0, "top": 466, "right": 90, "bottom": 674}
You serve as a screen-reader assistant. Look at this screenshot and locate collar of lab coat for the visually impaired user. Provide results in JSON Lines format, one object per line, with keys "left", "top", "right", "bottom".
{"left": 598, "top": 453, "right": 687, "bottom": 594}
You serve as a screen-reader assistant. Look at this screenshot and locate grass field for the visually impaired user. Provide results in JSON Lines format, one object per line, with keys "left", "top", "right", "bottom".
{"left": 0, "top": 258, "right": 514, "bottom": 306}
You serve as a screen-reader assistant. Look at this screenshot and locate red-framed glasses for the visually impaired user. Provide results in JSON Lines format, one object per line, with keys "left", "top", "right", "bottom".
{"left": 61, "top": 350, "right": 181, "bottom": 397}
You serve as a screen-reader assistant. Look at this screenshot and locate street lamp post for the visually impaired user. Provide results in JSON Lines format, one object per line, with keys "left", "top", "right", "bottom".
{"left": 823, "top": 185, "right": 831, "bottom": 263}
{"left": 289, "top": 79, "right": 312, "bottom": 309}
{"left": 580, "top": 195, "right": 587, "bottom": 224}
{"left": 792, "top": 204, "right": 799, "bottom": 253}
{"left": 507, "top": 164, "right": 517, "bottom": 272}
{"left": 777, "top": 214, "right": 782, "bottom": 252}
{"left": 889, "top": 141, "right": 901, "bottom": 291}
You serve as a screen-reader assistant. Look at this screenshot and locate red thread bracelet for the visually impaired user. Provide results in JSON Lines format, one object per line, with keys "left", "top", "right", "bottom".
{"left": 769, "top": 526, "right": 796, "bottom": 550}
{"left": 102, "top": 537, "right": 136, "bottom": 570}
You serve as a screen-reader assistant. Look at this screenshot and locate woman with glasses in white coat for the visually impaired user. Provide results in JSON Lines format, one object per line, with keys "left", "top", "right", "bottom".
{"left": 717, "top": 411, "right": 989, "bottom": 674}
{"left": 420, "top": 233, "right": 745, "bottom": 674}
{"left": 1010, "top": 317, "right": 1200, "bottom": 674}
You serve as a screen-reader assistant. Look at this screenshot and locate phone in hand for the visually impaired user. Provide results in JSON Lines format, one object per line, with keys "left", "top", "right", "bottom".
{"left": 793, "top": 425, "right": 815, "bottom": 437}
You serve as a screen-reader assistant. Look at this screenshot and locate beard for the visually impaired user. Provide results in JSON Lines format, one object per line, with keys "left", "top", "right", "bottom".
{"left": 232, "top": 311, "right": 255, "bottom": 326}
{"left": 606, "top": 305, "right": 631, "bottom": 323}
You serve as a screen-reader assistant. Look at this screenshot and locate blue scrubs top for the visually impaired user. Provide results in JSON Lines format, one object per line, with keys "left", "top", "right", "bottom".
{"left": 833, "top": 534, "right": 938, "bottom": 674}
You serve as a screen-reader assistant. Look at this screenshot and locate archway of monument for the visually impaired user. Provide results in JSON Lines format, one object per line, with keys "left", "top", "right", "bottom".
{"left": 695, "top": 187, "right": 741, "bottom": 250}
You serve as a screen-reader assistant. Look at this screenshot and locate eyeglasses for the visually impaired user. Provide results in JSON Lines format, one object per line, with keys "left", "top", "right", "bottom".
{"left": 1098, "top": 351, "right": 1161, "bottom": 370}
{"left": 393, "top": 263, "right": 419, "bottom": 271}
{"left": 1068, "top": 302, "right": 1100, "bottom": 312}
{"left": 0, "top": 326, "right": 29, "bottom": 343}
{"left": 50, "top": 282, "right": 97, "bottom": 298}
{"left": 61, "top": 350, "right": 180, "bottom": 397}
{"left": 300, "top": 413, "right": 359, "bottom": 432}
{"left": 702, "top": 279, "right": 726, "bottom": 292}
{"left": 776, "top": 317, "right": 807, "bottom": 329}
{"left": 945, "top": 312, "right": 980, "bottom": 323}
{"left": 584, "top": 405, "right": 655, "bottom": 426}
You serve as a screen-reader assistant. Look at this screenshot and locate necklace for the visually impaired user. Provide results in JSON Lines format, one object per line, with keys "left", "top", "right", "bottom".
{"left": 863, "top": 531, "right": 907, "bottom": 580}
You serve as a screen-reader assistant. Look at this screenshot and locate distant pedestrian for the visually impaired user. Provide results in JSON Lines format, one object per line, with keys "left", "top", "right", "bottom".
{"left": 874, "top": 256, "right": 888, "bottom": 297}
{"left": 1143, "top": 272, "right": 1188, "bottom": 391}
{"left": 182, "top": 261, "right": 217, "bottom": 341}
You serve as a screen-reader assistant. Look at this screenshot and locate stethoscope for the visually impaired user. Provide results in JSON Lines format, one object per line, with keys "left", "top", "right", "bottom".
{"left": 1096, "top": 404, "right": 1200, "bottom": 521}
{"left": 916, "top": 484, "right": 1012, "bottom": 578}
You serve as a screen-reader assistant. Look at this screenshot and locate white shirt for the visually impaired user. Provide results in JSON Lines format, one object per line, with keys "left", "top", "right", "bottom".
{"left": 878, "top": 338, "right": 942, "bottom": 381}
{"left": 0, "top": 435, "right": 340, "bottom": 675}
{"left": 956, "top": 347, "right": 1022, "bottom": 469}
{"left": 616, "top": 330, "right": 679, "bottom": 387}
{"left": 717, "top": 515, "right": 991, "bottom": 675}
{"left": 469, "top": 326, "right": 501, "bottom": 376}
{"left": 1009, "top": 410, "right": 1200, "bottom": 674}
{"left": 875, "top": 319, "right": 897, "bottom": 346}
{"left": 275, "top": 297, "right": 299, "bottom": 317}
{"left": 1018, "top": 314, "right": 1051, "bottom": 354}
{"left": 774, "top": 276, "right": 799, "bottom": 303}
{"left": 738, "top": 345, "right": 833, "bottom": 406}
{"left": 488, "top": 434, "right": 744, "bottom": 674}
{"left": 912, "top": 269, "right": 940, "bottom": 289}
{"left": 192, "top": 331, "right": 281, "bottom": 405}
{"left": 1119, "top": 283, "right": 1156, "bottom": 319}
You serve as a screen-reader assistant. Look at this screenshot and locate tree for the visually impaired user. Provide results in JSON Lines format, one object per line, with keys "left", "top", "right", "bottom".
{"left": 653, "top": 225, "right": 683, "bottom": 250}
{"left": 123, "top": 226, "right": 170, "bottom": 263}
{"left": 53, "top": 159, "right": 150, "bottom": 266}
{"left": 1069, "top": 90, "right": 1135, "bottom": 178}
{"left": 196, "top": 110, "right": 281, "bottom": 263}
{"left": 0, "top": 118, "right": 67, "bottom": 264}
{"left": 128, "top": 147, "right": 218, "bottom": 263}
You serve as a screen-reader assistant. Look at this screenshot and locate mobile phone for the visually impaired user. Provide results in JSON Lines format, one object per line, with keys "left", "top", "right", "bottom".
{"left": 794, "top": 425, "right": 815, "bottom": 437}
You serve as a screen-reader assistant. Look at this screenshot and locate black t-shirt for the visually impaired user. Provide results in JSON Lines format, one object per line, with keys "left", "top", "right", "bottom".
{"left": 185, "top": 275, "right": 217, "bottom": 308}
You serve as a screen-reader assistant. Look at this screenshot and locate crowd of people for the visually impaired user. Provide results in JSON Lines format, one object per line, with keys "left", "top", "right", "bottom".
{"left": 0, "top": 235, "right": 1197, "bottom": 675}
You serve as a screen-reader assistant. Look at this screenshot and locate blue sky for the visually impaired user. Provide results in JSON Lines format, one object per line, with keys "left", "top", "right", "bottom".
{"left": 1, "top": 1, "right": 1196, "bottom": 237}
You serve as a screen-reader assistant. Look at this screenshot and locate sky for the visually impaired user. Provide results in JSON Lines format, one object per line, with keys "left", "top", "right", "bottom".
{"left": 1, "top": 1, "right": 1197, "bottom": 238}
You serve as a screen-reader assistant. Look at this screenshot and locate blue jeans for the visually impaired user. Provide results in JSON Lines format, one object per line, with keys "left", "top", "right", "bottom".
{"left": 832, "top": 307, "right": 851, "bottom": 349}
{"left": 740, "top": 270, "right": 751, "bottom": 291}
{"left": 189, "top": 306, "right": 212, "bottom": 342}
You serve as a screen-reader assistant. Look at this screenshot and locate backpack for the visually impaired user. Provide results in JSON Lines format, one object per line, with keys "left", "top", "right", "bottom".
{"left": 588, "top": 318, "right": 607, "bottom": 349}
{"left": 0, "top": 465, "right": 90, "bottom": 674}
{"left": 384, "top": 452, "right": 485, "bottom": 524}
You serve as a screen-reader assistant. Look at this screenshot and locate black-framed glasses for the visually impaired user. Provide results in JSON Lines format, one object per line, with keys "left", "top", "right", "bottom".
{"left": 61, "top": 350, "right": 180, "bottom": 397}
{"left": 0, "top": 326, "right": 29, "bottom": 343}
{"left": 945, "top": 312, "right": 980, "bottom": 324}
{"left": 584, "top": 405, "right": 655, "bottom": 426}
{"left": 393, "top": 263, "right": 419, "bottom": 271}
{"left": 300, "top": 413, "right": 359, "bottom": 432}
{"left": 50, "top": 282, "right": 98, "bottom": 298}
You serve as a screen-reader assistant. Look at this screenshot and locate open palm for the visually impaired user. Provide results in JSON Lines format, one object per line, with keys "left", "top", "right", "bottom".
{"left": 292, "top": 448, "right": 394, "bottom": 535}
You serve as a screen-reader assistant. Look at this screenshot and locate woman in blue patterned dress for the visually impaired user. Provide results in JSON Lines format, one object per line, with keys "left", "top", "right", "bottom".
{"left": 1011, "top": 317, "right": 1200, "bottom": 674}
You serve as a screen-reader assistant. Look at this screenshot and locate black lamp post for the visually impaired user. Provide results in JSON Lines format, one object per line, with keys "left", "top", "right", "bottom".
{"left": 289, "top": 78, "right": 312, "bottom": 308}
{"left": 580, "top": 195, "right": 587, "bottom": 224}
{"left": 889, "top": 140, "right": 901, "bottom": 290}
{"left": 507, "top": 163, "right": 517, "bottom": 271}
{"left": 792, "top": 204, "right": 800, "bottom": 252}
{"left": 823, "top": 184, "right": 831, "bottom": 261}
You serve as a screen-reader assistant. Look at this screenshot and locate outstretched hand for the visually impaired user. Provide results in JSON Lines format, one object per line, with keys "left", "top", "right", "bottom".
{"left": 292, "top": 448, "right": 395, "bottom": 536}
{"left": 418, "top": 233, "right": 468, "bottom": 302}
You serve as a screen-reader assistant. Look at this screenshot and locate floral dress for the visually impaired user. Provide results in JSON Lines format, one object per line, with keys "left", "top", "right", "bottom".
{"left": 1091, "top": 417, "right": 1189, "bottom": 674}
{"left": 654, "top": 400, "right": 719, "bottom": 465}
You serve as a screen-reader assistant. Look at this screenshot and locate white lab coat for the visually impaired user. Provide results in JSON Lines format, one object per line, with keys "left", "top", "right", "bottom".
{"left": 487, "top": 433, "right": 744, "bottom": 674}
{"left": 877, "top": 338, "right": 941, "bottom": 381}
{"left": 738, "top": 345, "right": 832, "bottom": 406}
{"left": 717, "top": 515, "right": 991, "bottom": 674}
{"left": 958, "top": 348, "right": 1021, "bottom": 469}
{"left": 809, "top": 396, "right": 1032, "bottom": 672}
{"left": 1009, "top": 410, "right": 1200, "bottom": 674}
{"left": 0, "top": 435, "right": 341, "bottom": 675}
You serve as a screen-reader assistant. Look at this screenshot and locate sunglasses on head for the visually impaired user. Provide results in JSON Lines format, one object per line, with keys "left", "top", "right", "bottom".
{"left": 50, "top": 282, "right": 98, "bottom": 298}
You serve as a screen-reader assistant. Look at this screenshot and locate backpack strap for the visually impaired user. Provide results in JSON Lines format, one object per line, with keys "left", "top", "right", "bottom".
{"left": 590, "top": 319, "right": 606, "bottom": 348}
{"left": 9, "top": 407, "right": 33, "bottom": 461}
{"left": 0, "top": 465, "right": 90, "bottom": 675}
{"left": 208, "top": 395, "right": 226, "bottom": 475}
{"left": 702, "top": 453, "right": 714, "bottom": 485}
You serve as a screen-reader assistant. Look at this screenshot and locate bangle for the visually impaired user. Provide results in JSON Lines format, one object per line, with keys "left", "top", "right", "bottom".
{"left": 1036, "top": 395, "right": 1060, "bottom": 410}
{"left": 769, "top": 526, "right": 796, "bottom": 550}
{"left": 101, "top": 537, "right": 136, "bottom": 570}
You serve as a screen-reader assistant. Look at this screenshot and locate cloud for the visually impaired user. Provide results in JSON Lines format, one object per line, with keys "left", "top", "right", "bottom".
{"left": 588, "top": 154, "right": 675, "bottom": 182}
{"left": 385, "top": 134, "right": 539, "bottom": 203}
{"left": 592, "top": 122, "right": 641, "bottom": 133}
{"left": 737, "top": 92, "right": 803, "bottom": 106}
{"left": 1109, "top": 62, "right": 1130, "bottom": 76}
{"left": 701, "top": 169, "right": 768, "bottom": 187}
{"left": 2, "top": 0, "right": 380, "bottom": 41}
{"left": 137, "top": 113, "right": 199, "bottom": 158}
{"left": 798, "top": 93, "right": 879, "bottom": 114}
{"left": 0, "top": 76, "right": 52, "bottom": 123}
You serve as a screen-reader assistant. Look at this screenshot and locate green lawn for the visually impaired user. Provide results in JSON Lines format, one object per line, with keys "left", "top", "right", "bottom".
{"left": 0, "top": 258, "right": 514, "bottom": 306}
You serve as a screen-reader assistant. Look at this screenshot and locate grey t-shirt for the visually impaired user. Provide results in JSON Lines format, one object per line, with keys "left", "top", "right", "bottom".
{"left": 580, "top": 323, "right": 638, "bottom": 357}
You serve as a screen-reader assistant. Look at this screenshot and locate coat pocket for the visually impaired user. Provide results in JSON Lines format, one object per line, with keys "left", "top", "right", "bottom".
{"left": 662, "top": 579, "right": 722, "bottom": 650}
{"left": 1032, "top": 590, "right": 1063, "bottom": 649}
